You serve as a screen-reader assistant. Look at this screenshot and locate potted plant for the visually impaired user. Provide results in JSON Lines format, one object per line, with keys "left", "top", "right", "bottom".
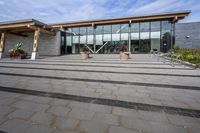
{"left": 79, "top": 44, "right": 90, "bottom": 60}
{"left": 8, "top": 42, "right": 27, "bottom": 59}
{"left": 119, "top": 45, "right": 130, "bottom": 60}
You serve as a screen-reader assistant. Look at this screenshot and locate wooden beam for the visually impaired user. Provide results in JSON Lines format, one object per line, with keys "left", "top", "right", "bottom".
{"left": 9, "top": 32, "right": 28, "bottom": 37}
{"left": 27, "top": 25, "right": 56, "bottom": 36}
{"left": 0, "top": 33, "right": 6, "bottom": 52}
{"left": 0, "top": 22, "right": 35, "bottom": 29}
{"left": 33, "top": 29, "right": 40, "bottom": 52}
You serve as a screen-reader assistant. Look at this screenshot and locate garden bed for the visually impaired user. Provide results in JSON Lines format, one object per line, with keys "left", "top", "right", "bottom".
{"left": 168, "top": 48, "right": 200, "bottom": 68}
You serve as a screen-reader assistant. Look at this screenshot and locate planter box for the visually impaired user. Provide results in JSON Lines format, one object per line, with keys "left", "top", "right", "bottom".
{"left": 10, "top": 55, "right": 27, "bottom": 60}
{"left": 80, "top": 52, "right": 90, "bottom": 60}
{"left": 120, "top": 52, "right": 130, "bottom": 60}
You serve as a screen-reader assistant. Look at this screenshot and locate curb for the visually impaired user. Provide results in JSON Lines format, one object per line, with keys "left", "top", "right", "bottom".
{"left": 162, "top": 56, "right": 199, "bottom": 69}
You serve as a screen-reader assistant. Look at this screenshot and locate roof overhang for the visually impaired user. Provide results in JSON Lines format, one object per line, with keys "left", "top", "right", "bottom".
{"left": 51, "top": 10, "right": 191, "bottom": 28}
{"left": 0, "top": 19, "right": 56, "bottom": 36}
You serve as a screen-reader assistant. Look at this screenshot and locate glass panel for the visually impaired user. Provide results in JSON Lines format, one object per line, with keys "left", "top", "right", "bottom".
{"left": 120, "top": 23, "right": 129, "bottom": 41}
{"left": 112, "top": 24, "right": 120, "bottom": 41}
{"left": 161, "top": 21, "right": 172, "bottom": 52}
{"left": 72, "top": 27, "right": 79, "bottom": 44}
{"left": 131, "top": 23, "right": 139, "bottom": 53}
{"left": 151, "top": 21, "right": 161, "bottom": 51}
{"left": 87, "top": 26, "right": 93, "bottom": 35}
{"left": 103, "top": 25, "right": 111, "bottom": 34}
{"left": 140, "top": 22, "right": 150, "bottom": 52}
{"left": 103, "top": 34, "right": 111, "bottom": 41}
{"left": 121, "top": 24, "right": 129, "bottom": 33}
{"left": 96, "top": 26, "right": 103, "bottom": 34}
{"left": 86, "top": 26, "right": 94, "bottom": 51}
{"left": 80, "top": 27, "right": 86, "bottom": 44}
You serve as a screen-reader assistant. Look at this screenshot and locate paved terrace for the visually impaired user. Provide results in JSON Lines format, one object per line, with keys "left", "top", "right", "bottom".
{"left": 0, "top": 54, "right": 199, "bottom": 133}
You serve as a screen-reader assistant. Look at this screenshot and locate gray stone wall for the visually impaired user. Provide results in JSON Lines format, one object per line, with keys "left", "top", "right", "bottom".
{"left": 4, "top": 31, "right": 61, "bottom": 57}
{"left": 175, "top": 22, "right": 200, "bottom": 48}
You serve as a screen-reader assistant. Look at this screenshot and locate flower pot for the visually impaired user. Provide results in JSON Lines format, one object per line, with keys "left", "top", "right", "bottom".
{"left": 80, "top": 52, "right": 90, "bottom": 60}
{"left": 120, "top": 52, "right": 130, "bottom": 60}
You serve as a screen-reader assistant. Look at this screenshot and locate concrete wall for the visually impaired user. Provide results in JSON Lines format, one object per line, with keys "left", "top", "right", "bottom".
{"left": 4, "top": 31, "right": 61, "bottom": 57}
{"left": 175, "top": 22, "right": 200, "bottom": 48}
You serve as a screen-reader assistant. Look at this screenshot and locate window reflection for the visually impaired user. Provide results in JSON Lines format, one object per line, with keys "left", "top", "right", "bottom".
{"left": 151, "top": 21, "right": 161, "bottom": 51}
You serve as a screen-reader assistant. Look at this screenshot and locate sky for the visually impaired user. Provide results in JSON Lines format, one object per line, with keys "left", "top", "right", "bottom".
{"left": 0, "top": 0, "right": 200, "bottom": 24}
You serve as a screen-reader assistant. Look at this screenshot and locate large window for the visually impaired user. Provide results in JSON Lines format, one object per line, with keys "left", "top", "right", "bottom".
{"left": 151, "top": 21, "right": 161, "bottom": 51}
{"left": 95, "top": 26, "right": 103, "bottom": 45}
{"left": 140, "top": 22, "right": 150, "bottom": 52}
{"left": 64, "top": 20, "right": 173, "bottom": 54}
{"left": 80, "top": 27, "right": 86, "bottom": 44}
{"left": 103, "top": 25, "right": 111, "bottom": 41}
{"left": 131, "top": 23, "right": 139, "bottom": 53}
{"left": 161, "top": 21, "right": 172, "bottom": 52}
{"left": 72, "top": 28, "right": 79, "bottom": 44}
{"left": 121, "top": 24, "right": 129, "bottom": 41}
{"left": 87, "top": 26, "right": 93, "bottom": 45}
{"left": 112, "top": 24, "right": 120, "bottom": 41}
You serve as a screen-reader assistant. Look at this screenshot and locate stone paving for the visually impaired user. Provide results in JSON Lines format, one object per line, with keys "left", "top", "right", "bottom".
{"left": 0, "top": 54, "right": 199, "bottom": 133}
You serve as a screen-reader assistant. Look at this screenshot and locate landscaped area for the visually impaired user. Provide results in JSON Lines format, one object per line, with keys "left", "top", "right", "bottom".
{"left": 169, "top": 46, "right": 200, "bottom": 66}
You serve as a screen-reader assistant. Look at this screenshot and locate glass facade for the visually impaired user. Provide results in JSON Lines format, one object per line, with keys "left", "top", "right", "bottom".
{"left": 62, "top": 20, "right": 174, "bottom": 54}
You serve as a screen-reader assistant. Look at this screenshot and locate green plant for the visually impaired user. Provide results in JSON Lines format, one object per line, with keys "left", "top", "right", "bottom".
{"left": 174, "top": 44, "right": 180, "bottom": 51}
{"left": 120, "top": 45, "right": 128, "bottom": 52}
{"left": 9, "top": 42, "right": 27, "bottom": 58}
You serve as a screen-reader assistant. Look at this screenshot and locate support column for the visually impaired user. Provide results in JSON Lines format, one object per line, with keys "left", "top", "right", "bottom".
{"left": 0, "top": 33, "right": 6, "bottom": 59}
{"left": 31, "top": 29, "right": 40, "bottom": 60}
{"left": 128, "top": 20, "right": 131, "bottom": 53}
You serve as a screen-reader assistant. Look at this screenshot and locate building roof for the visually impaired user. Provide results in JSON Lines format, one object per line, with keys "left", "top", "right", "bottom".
{"left": 51, "top": 10, "right": 191, "bottom": 28}
{"left": 0, "top": 19, "right": 56, "bottom": 36}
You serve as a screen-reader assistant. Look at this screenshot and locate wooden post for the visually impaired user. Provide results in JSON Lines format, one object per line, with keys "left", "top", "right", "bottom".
{"left": 0, "top": 33, "right": 6, "bottom": 59}
{"left": 31, "top": 29, "right": 40, "bottom": 60}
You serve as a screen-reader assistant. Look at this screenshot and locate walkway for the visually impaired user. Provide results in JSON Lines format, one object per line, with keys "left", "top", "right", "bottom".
{"left": 0, "top": 54, "right": 199, "bottom": 133}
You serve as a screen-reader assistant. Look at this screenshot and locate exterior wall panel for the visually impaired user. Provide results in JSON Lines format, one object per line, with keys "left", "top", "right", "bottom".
{"left": 4, "top": 31, "right": 61, "bottom": 57}
{"left": 175, "top": 22, "right": 200, "bottom": 48}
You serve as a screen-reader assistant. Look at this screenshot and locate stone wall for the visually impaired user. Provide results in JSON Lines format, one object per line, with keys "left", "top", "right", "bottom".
{"left": 4, "top": 31, "right": 61, "bottom": 57}
{"left": 175, "top": 22, "right": 200, "bottom": 48}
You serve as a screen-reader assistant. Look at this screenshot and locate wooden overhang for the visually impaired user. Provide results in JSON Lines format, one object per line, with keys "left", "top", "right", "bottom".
{"left": 51, "top": 10, "right": 191, "bottom": 28}
{"left": 0, "top": 19, "right": 56, "bottom": 37}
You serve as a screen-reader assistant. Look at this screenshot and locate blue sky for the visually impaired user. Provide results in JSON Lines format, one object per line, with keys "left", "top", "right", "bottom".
{"left": 0, "top": 0, "right": 200, "bottom": 23}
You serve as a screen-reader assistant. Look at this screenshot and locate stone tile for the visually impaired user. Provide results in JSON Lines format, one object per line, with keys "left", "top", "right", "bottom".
{"left": 112, "top": 107, "right": 138, "bottom": 117}
{"left": 25, "top": 124, "right": 53, "bottom": 133}
{"left": 8, "top": 108, "right": 35, "bottom": 120}
{"left": 150, "top": 121, "right": 188, "bottom": 133}
{"left": 54, "top": 117, "right": 79, "bottom": 130}
{"left": 51, "top": 99, "right": 69, "bottom": 106}
{"left": 167, "top": 114, "right": 200, "bottom": 127}
{"left": 88, "top": 104, "right": 112, "bottom": 113}
{"left": 47, "top": 106, "right": 71, "bottom": 117}
{"left": 68, "top": 101, "right": 91, "bottom": 110}
{"left": 138, "top": 110, "right": 169, "bottom": 123}
{"left": 120, "top": 115, "right": 153, "bottom": 133}
{"left": 12, "top": 100, "right": 49, "bottom": 112}
{"left": 92, "top": 113, "right": 119, "bottom": 125}
{"left": 0, "top": 106, "right": 15, "bottom": 116}
{"left": 109, "top": 126, "right": 138, "bottom": 133}
{"left": 0, "top": 119, "right": 31, "bottom": 133}
{"left": 68, "top": 108, "right": 95, "bottom": 120}
{"left": 31, "top": 112, "right": 54, "bottom": 126}
{"left": 79, "top": 120, "right": 108, "bottom": 133}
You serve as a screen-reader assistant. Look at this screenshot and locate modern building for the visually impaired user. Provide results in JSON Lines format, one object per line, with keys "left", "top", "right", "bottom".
{"left": 0, "top": 10, "right": 194, "bottom": 60}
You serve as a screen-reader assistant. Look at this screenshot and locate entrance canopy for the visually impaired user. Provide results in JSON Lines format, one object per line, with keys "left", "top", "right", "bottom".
{"left": 0, "top": 19, "right": 57, "bottom": 60}
{"left": 0, "top": 19, "right": 56, "bottom": 36}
